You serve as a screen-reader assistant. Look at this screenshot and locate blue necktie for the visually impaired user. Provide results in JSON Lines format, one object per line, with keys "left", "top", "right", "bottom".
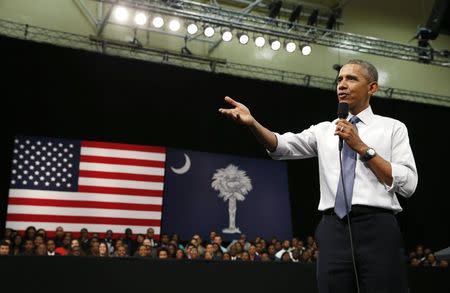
{"left": 334, "top": 116, "right": 360, "bottom": 219}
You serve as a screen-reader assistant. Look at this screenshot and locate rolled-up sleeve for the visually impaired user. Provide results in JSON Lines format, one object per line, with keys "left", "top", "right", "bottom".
{"left": 267, "top": 126, "right": 319, "bottom": 160}
{"left": 387, "top": 122, "right": 418, "bottom": 198}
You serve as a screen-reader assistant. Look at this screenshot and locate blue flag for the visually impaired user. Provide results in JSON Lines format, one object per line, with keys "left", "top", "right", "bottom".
{"left": 162, "top": 148, "right": 292, "bottom": 242}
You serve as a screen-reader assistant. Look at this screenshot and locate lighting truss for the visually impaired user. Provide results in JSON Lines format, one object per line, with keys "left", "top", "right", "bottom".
{"left": 92, "top": 0, "right": 450, "bottom": 67}
{"left": 1, "top": 18, "right": 449, "bottom": 107}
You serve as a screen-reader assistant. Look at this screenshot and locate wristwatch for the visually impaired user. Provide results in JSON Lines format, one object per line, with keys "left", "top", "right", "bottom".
{"left": 361, "top": 147, "right": 376, "bottom": 162}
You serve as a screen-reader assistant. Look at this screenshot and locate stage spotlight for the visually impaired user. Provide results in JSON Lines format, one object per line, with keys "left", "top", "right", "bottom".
{"left": 270, "top": 39, "right": 281, "bottom": 51}
{"left": 301, "top": 44, "right": 312, "bottom": 55}
{"left": 169, "top": 19, "right": 181, "bottom": 31}
{"left": 134, "top": 12, "right": 148, "bottom": 26}
{"left": 204, "top": 25, "right": 215, "bottom": 37}
{"left": 237, "top": 32, "right": 249, "bottom": 45}
{"left": 268, "top": 1, "right": 283, "bottom": 19}
{"left": 221, "top": 29, "right": 233, "bottom": 42}
{"left": 187, "top": 23, "right": 198, "bottom": 35}
{"left": 285, "top": 41, "right": 296, "bottom": 53}
{"left": 307, "top": 9, "right": 319, "bottom": 26}
{"left": 152, "top": 16, "right": 164, "bottom": 28}
{"left": 289, "top": 5, "right": 302, "bottom": 27}
{"left": 326, "top": 13, "right": 336, "bottom": 30}
{"left": 254, "top": 36, "right": 266, "bottom": 48}
{"left": 114, "top": 6, "right": 129, "bottom": 22}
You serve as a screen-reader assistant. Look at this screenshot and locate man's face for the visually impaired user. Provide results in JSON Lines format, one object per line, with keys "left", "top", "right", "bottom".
{"left": 337, "top": 64, "right": 377, "bottom": 115}
{"left": 0, "top": 245, "right": 10, "bottom": 255}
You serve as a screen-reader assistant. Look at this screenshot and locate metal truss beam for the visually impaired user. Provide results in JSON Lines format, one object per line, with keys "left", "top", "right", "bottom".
{"left": 0, "top": 18, "right": 449, "bottom": 107}
{"left": 91, "top": 0, "right": 450, "bottom": 67}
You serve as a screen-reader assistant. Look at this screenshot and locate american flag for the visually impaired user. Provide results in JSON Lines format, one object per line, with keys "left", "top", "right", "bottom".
{"left": 6, "top": 136, "right": 166, "bottom": 239}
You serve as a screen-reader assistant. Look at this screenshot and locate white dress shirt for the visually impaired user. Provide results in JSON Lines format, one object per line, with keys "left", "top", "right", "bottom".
{"left": 269, "top": 106, "right": 418, "bottom": 212}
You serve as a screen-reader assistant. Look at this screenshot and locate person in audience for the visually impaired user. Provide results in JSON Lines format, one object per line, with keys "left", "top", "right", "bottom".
{"left": 24, "top": 226, "right": 37, "bottom": 242}
{"left": 46, "top": 239, "right": 57, "bottom": 256}
{"left": 79, "top": 228, "right": 90, "bottom": 253}
{"left": 88, "top": 237, "right": 100, "bottom": 256}
{"left": 439, "top": 260, "right": 448, "bottom": 269}
{"left": 98, "top": 242, "right": 109, "bottom": 257}
{"left": 281, "top": 251, "right": 292, "bottom": 262}
{"left": 123, "top": 228, "right": 136, "bottom": 255}
{"left": 3, "top": 228, "right": 13, "bottom": 241}
{"left": 222, "top": 252, "right": 231, "bottom": 261}
{"left": 0, "top": 240, "right": 11, "bottom": 256}
{"left": 260, "top": 252, "right": 272, "bottom": 262}
{"left": 415, "top": 245, "right": 425, "bottom": 263}
{"left": 35, "top": 243, "right": 48, "bottom": 256}
{"left": 157, "top": 247, "right": 169, "bottom": 259}
{"left": 240, "top": 251, "right": 251, "bottom": 261}
{"left": 21, "top": 239, "right": 35, "bottom": 256}
{"left": 212, "top": 234, "right": 227, "bottom": 253}
{"left": 36, "top": 228, "right": 47, "bottom": 241}
{"left": 115, "top": 245, "right": 128, "bottom": 257}
{"left": 248, "top": 244, "right": 260, "bottom": 261}
{"left": 426, "top": 253, "right": 438, "bottom": 267}
{"left": 175, "top": 249, "right": 185, "bottom": 260}
{"left": 12, "top": 234, "right": 23, "bottom": 255}
{"left": 134, "top": 244, "right": 148, "bottom": 257}
{"left": 167, "top": 243, "right": 177, "bottom": 258}
{"left": 267, "top": 244, "right": 277, "bottom": 261}
{"left": 55, "top": 234, "right": 71, "bottom": 256}
{"left": 103, "top": 229, "right": 115, "bottom": 255}
{"left": 53, "top": 226, "right": 65, "bottom": 247}
{"left": 145, "top": 228, "right": 159, "bottom": 247}
{"left": 275, "top": 240, "right": 292, "bottom": 259}
{"left": 68, "top": 245, "right": 85, "bottom": 256}
{"left": 33, "top": 234, "right": 45, "bottom": 249}
{"left": 209, "top": 231, "right": 217, "bottom": 244}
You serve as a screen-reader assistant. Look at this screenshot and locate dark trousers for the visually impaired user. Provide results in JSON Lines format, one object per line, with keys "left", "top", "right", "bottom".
{"left": 315, "top": 209, "right": 408, "bottom": 293}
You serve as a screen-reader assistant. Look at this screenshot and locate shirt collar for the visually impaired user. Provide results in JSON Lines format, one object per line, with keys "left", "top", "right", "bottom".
{"left": 348, "top": 106, "right": 375, "bottom": 125}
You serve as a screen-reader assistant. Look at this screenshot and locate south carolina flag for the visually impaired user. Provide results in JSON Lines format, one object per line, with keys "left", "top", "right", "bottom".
{"left": 162, "top": 148, "right": 292, "bottom": 241}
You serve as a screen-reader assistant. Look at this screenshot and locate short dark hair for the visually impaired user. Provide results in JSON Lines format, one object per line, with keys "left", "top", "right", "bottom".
{"left": 345, "top": 59, "right": 378, "bottom": 82}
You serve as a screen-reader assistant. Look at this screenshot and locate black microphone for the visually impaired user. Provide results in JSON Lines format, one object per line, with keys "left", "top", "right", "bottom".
{"left": 337, "top": 102, "right": 349, "bottom": 151}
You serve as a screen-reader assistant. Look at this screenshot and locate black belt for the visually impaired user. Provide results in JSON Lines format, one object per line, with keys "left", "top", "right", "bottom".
{"left": 322, "top": 205, "right": 393, "bottom": 217}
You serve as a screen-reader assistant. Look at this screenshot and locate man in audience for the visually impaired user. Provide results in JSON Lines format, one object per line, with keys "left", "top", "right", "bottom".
{"left": 0, "top": 240, "right": 10, "bottom": 256}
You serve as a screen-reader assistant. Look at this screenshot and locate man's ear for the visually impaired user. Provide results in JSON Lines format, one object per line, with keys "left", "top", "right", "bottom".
{"left": 368, "top": 81, "right": 378, "bottom": 97}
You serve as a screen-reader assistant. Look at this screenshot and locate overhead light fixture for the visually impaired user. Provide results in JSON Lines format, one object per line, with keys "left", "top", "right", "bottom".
{"left": 113, "top": 6, "right": 129, "bottom": 22}
{"left": 326, "top": 13, "right": 336, "bottom": 30}
{"left": 237, "top": 32, "right": 249, "bottom": 45}
{"left": 186, "top": 23, "right": 198, "bottom": 35}
{"left": 289, "top": 5, "right": 302, "bottom": 28}
{"left": 152, "top": 16, "right": 164, "bottom": 28}
{"left": 301, "top": 44, "right": 312, "bottom": 55}
{"left": 168, "top": 19, "right": 181, "bottom": 31}
{"left": 270, "top": 39, "right": 281, "bottom": 51}
{"left": 268, "top": 1, "right": 283, "bottom": 19}
{"left": 285, "top": 41, "right": 296, "bottom": 53}
{"left": 221, "top": 29, "right": 233, "bottom": 42}
{"left": 134, "top": 12, "right": 148, "bottom": 26}
{"left": 254, "top": 36, "right": 266, "bottom": 48}
{"left": 307, "top": 9, "right": 319, "bottom": 26}
{"left": 204, "top": 25, "right": 215, "bottom": 38}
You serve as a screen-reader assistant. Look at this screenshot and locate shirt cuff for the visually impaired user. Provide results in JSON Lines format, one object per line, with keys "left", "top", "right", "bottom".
{"left": 266, "top": 132, "right": 288, "bottom": 159}
{"left": 385, "top": 162, "right": 407, "bottom": 192}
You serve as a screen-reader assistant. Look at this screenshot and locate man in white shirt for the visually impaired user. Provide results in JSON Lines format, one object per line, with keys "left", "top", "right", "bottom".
{"left": 219, "top": 59, "right": 417, "bottom": 293}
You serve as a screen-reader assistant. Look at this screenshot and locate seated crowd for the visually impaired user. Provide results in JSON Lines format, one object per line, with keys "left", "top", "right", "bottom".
{"left": 1, "top": 226, "right": 448, "bottom": 269}
{"left": 0, "top": 226, "right": 319, "bottom": 263}
{"left": 408, "top": 244, "right": 448, "bottom": 269}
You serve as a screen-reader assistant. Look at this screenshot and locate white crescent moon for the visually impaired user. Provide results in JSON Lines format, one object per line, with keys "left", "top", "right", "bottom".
{"left": 171, "top": 153, "right": 191, "bottom": 174}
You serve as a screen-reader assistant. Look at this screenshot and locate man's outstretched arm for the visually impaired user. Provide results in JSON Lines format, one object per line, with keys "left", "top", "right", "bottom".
{"left": 218, "top": 96, "right": 278, "bottom": 152}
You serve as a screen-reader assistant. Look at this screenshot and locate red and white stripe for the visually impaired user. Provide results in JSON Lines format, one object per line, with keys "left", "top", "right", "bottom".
{"left": 6, "top": 140, "right": 166, "bottom": 238}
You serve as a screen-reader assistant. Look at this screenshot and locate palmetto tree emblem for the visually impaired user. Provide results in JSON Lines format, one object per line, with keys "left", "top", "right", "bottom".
{"left": 211, "top": 164, "right": 252, "bottom": 234}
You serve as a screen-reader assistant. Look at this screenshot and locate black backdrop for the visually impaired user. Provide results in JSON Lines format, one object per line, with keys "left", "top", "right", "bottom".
{"left": 1, "top": 36, "right": 449, "bottom": 251}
